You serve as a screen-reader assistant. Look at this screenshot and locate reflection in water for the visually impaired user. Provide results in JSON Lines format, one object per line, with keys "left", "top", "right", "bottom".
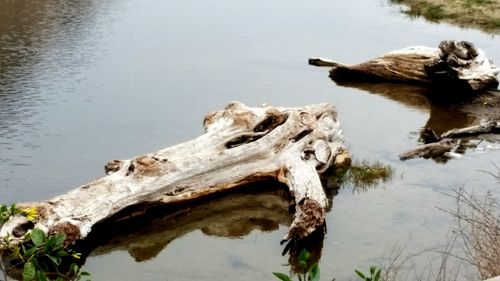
{"left": 0, "top": 0, "right": 111, "bottom": 163}
{"left": 334, "top": 81, "right": 480, "bottom": 135}
{"left": 84, "top": 181, "right": 337, "bottom": 268}
{"left": 332, "top": 81, "right": 500, "bottom": 161}
{"left": 87, "top": 182, "right": 292, "bottom": 261}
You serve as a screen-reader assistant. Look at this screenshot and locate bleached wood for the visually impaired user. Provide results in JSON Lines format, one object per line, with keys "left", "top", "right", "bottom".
{"left": 310, "top": 41, "right": 499, "bottom": 92}
{"left": 400, "top": 120, "right": 500, "bottom": 161}
{"left": 0, "top": 102, "right": 348, "bottom": 245}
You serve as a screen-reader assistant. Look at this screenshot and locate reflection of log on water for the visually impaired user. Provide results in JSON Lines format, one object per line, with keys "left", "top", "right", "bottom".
{"left": 0, "top": 102, "right": 350, "bottom": 249}
{"left": 310, "top": 40, "right": 499, "bottom": 92}
{"left": 329, "top": 81, "right": 482, "bottom": 135}
{"left": 88, "top": 183, "right": 293, "bottom": 262}
{"left": 336, "top": 81, "right": 500, "bottom": 161}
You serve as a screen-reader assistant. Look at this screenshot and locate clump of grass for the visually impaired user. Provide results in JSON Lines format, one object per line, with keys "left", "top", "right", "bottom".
{"left": 404, "top": 2, "right": 447, "bottom": 21}
{"left": 463, "top": 0, "right": 493, "bottom": 7}
{"left": 329, "top": 160, "right": 394, "bottom": 191}
{"left": 486, "top": 17, "right": 500, "bottom": 29}
{"left": 349, "top": 161, "right": 394, "bottom": 188}
{"left": 424, "top": 4, "right": 447, "bottom": 21}
{"left": 392, "top": 0, "right": 500, "bottom": 33}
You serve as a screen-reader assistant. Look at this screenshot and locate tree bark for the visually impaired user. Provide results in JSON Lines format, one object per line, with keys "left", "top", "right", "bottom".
{"left": 309, "top": 40, "right": 499, "bottom": 92}
{"left": 0, "top": 102, "right": 349, "bottom": 246}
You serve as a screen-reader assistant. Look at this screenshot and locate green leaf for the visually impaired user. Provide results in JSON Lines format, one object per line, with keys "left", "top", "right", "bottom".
{"left": 36, "top": 271, "right": 48, "bottom": 281}
{"left": 31, "top": 228, "right": 45, "bottom": 247}
{"left": 46, "top": 254, "right": 60, "bottom": 266}
{"left": 23, "top": 261, "right": 36, "bottom": 281}
{"left": 53, "top": 233, "right": 66, "bottom": 246}
{"left": 25, "top": 245, "right": 38, "bottom": 257}
{"left": 298, "top": 249, "right": 310, "bottom": 263}
{"left": 70, "top": 263, "right": 78, "bottom": 275}
{"left": 355, "top": 269, "right": 366, "bottom": 279}
{"left": 57, "top": 250, "right": 69, "bottom": 257}
{"left": 10, "top": 244, "right": 21, "bottom": 259}
{"left": 374, "top": 268, "right": 381, "bottom": 281}
{"left": 309, "top": 263, "right": 320, "bottom": 281}
{"left": 273, "top": 272, "right": 292, "bottom": 281}
{"left": 45, "top": 236, "right": 54, "bottom": 253}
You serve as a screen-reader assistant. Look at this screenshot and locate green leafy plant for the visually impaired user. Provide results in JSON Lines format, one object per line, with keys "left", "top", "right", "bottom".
{"left": 1, "top": 204, "right": 39, "bottom": 225}
{"left": 355, "top": 266, "right": 381, "bottom": 281}
{"left": 12, "top": 228, "right": 90, "bottom": 281}
{"left": 0, "top": 204, "right": 22, "bottom": 225}
{"left": 1, "top": 204, "right": 90, "bottom": 281}
{"left": 273, "top": 249, "right": 320, "bottom": 281}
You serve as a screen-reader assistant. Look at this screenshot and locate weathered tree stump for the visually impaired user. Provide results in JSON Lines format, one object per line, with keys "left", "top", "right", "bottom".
{"left": 309, "top": 40, "right": 499, "bottom": 92}
{"left": 0, "top": 102, "right": 350, "bottom": 247}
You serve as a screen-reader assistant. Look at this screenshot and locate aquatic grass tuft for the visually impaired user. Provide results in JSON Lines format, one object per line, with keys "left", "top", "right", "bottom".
{"left": 328, "top": 160, "right": 394, "bottom": 191}
{"left": 349, "top": 161, "right": 394, "bottom": 189}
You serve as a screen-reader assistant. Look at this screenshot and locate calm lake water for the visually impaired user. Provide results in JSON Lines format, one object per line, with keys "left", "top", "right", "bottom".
{"left": 1, "top": 0, "right": 500, "bottom": 280}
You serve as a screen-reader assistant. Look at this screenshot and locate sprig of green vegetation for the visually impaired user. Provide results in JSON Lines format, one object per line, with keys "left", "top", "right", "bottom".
{"left": 0, "top": 204, "right": 22, "bottom": 225}
{"left": 273, "top": 249, "right": 320, "bottom": 281}
{"left": 329, "top": 160, "right": 394, "bottom": 191}
{"left": 1, "top": 204, "right": 39, "bottom": 226}
{"left": 9, "top": 228, "right": 90, "bottom": 281}
{"left": 1, "top": 203, "right": 90, "bottom": 281}
{"left": 355, "top": 266, "right": 382, "bottom": 281}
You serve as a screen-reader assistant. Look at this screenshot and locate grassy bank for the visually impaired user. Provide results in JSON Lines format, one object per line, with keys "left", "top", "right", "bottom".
{"left": 390, "top": 0, "right": 500, "bottom": 33}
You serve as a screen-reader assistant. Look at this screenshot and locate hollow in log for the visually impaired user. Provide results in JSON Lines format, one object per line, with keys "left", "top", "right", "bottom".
{"left": 0, "top": 102, "right": 350, "bottom": 247}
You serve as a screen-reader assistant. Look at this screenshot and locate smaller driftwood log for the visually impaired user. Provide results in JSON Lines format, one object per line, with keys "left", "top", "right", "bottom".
{"left": 309, "top": 40, "right": 499, "bottom": 92}
{"left": 0, "top": 102, "right": 350, "bottom": 248}
{"left": 400, "top": 121, "right": 500, "bottom": 160}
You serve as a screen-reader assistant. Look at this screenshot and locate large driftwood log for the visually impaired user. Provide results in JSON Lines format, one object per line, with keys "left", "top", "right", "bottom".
{"left": 309, "top": 40, "right": 499, "bottom": 92}
{"left": 0, "top": 102, "right": 349, "bottom": 247}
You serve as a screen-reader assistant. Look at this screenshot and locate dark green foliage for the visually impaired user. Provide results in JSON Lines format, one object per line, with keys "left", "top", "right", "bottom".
{"left": 273, "top": 249, "right": 320, "bottom": 281}
{"left": 355, "top": 266, "right": 382, "bottom": 281}
{"left": 3, "top": 228, "right": 90, "bottom": 281}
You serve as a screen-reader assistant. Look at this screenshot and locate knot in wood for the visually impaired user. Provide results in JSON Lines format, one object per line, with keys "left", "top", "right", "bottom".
{"left": 204, "top": 102, "right": 260, "bottom": 131}
{"left": 105, "top": 159, "right": 122, "bottom": 174}
{"left": 299, "top": 112, "right": 316, "bottom": 128}
{"left": 129, "top": 155, "right": 160, "bottom": 176}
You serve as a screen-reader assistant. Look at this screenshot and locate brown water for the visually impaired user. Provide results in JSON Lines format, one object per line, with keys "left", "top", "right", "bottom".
{"left": 1, "top": 0, "right": 500, "bottom": 280}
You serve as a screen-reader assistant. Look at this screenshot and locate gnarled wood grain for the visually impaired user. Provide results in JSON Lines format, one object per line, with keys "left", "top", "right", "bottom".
{"left": 310, "top": 40, "right": 499, "bottom": 92}
{"left": 0, "top": 102, "right": 349, "bottom": 247}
